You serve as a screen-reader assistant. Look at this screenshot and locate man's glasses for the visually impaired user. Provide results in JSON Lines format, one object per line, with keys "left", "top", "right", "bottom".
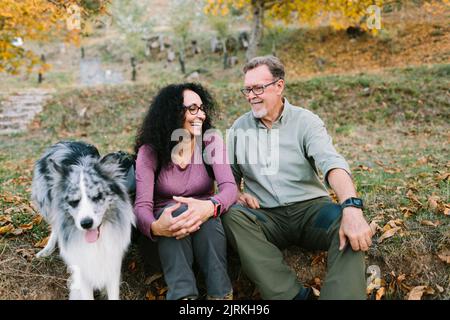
{"left": 183, "top": 103, "right": 205, "bottom": 115}
{"left": 240, "top": 78, "right": 280, "bottom": 96}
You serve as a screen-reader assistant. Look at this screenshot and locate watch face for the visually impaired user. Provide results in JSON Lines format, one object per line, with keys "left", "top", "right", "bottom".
{"left": 354, "top": 199, "right": 362, "bottom": 206}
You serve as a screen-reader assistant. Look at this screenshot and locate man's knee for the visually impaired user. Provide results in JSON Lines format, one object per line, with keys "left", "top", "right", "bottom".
{"left": 314, "top": 203, "right": 342, "bottom": 231}
{"left": 222, "top": 204, "right": 248, "bottom": 227}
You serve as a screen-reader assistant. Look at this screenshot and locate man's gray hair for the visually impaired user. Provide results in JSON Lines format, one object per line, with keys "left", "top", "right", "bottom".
{"left": 243, "top": 55, "right": 285, "bottom": 80}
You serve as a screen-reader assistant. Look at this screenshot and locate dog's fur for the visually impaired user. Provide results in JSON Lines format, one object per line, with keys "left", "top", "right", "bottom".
{"left": 31, "top": 141, "right": 136, "bottom": 300}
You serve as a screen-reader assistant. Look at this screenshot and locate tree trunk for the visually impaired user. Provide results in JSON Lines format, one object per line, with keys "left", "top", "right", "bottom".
{"left": 179, "top": 49, "right": 186, "bottom": 74}
{"left": 223, "top": 39, "right": 228, "bottom": 69}
{"left": 246, "top": 0, "right": 264, "bottom": 61}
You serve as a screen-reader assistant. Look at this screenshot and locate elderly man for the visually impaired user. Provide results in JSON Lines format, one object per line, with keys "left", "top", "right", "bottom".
{"left": 223, "top": 55, "right": 373, "bottom": 300}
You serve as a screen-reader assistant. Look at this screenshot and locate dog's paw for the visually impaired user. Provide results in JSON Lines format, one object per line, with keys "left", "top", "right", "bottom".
{"left": 36, "top": 248, "right": 53, "bottom": 258}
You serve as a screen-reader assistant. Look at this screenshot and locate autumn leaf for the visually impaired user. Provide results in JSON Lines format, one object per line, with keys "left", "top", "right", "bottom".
{"left": 376, "top": 287, "right": 385, "bottom": 300}
{"left": 369, "top": 220, "right": 381, "bottom": 235}
{"left": 16, "top": 248, "right": 35, "bottom": 261}
{"left": 420, "top": 220, "right": 441, "bottom": 227}
{"left": 19, "top": 223, "right": 34, "bottom": 230}
{"left": 378, "top": 227, "right": 401, "bottom": 243}
{"left": 400, "top": 207, "right": 415, "bottom": 218}
{"left": 158, "top": 287, "right": 168, "bottom": 296}
{"left": 10, "top": 228, "right": 24, "bottom": 236}
{"left": 128, "top": 261, "right": 137, "bottom": 272}
{"left": 145, "top": 272, "right": 163, "bottom": 285}
{"left": 406, "top": 189, "right": 422, "bottom": 207}
{"left": 34, "top": 236, "right": 49, "bottom": 248}
{"left": 407, "top": 286, "right": 435, "bottom": 300}
{"left": 0, "top": 215, "right": 13, "bottom": 226}
{"left": 437, "top": 251, "right": 450, "bottom": 264}
{"left": 145, "top": 291, "right": 156, "bottom": 300}
{"left": 443, "top": 204, "right": 450, "bottom": 216}
{"left": 0, "top": 224, "right": 14, "bottom": 235}
{"left": 436, "top": 172, "right": 450, "bottom": 181}
{"left": 311, "top": 286, "right": 320, "bottom": 297}
{"left": 427, "top": 195, "right": 440, "bottom": 212}
{"left": 416, "top": 156, "right": 429, "bottom": 165}
{"left": 32, "top": 215, "right": 43, "bottom": 225}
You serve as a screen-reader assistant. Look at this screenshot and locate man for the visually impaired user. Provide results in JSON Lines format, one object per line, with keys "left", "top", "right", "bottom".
{"left": 223, "top": 55, "right": 373, "bottom": 300}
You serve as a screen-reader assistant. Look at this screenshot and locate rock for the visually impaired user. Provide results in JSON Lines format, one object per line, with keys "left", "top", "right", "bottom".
{"left": 167, "top": 50, "right": 176, "bottom": 63}
{"left": 186, "top": 71, "right": 200, "bottom": 82}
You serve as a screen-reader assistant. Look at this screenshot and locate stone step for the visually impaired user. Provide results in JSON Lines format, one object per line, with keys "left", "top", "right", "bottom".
{"left": 0, "top": 89, "right": 52, "bottom": 135}
{"left": 0, "top": 113, "right": 33, "bottom": 121}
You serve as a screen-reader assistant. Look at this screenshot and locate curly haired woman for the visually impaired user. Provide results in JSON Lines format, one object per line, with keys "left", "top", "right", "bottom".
{"left": 134, "top": 83, "right": 237, "bottom": 300}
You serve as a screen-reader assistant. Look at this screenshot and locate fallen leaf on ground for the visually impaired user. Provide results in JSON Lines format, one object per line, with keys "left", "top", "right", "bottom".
{"left": 32, "top": 215, "right": 43, "bottom": 225}
{"left": 427, "top": 195, "right": 440, "bottom": 212}
{"left": 436, "top": 285, "right": 444, "bottom": 293}
{"left": 437, "top": 252, "right": 450, "bottom": 264}
{"left": 0, "top": 215, "right": 12, "bottom": 225}
{"left": 158, "top": 287, "right": 168, "bottom": 296}
{"left": 11, "top": 228, "right": 24, "bottom": 236}
{"left": 384, "top": 167, "right": 401, "bottom": 174}
{"left": 311, "top": 286, "right": 320, "bottom": 297}
{"left": 400, "top": 207, "right": 415, "bottom": 218}
{"left": 443, "top": 204, "right": 449, "bottom": 216}
{"left": 407, "top": 286, "right": 435, "bottom": 300}
{"left": 436, "top": 172, "right": 449, "bottom": 181}
{"left": 406, "top": 189, "right": 422, "bottom": 207}
{"left": 355, "top": 165, "right": 372, "bottom": 172}
{"left": 378, "top": 227, "right": 401, "bottom": 243}
{"left": 376, "top": 287, "right": 385, "bottom": 300}
{"left": 369, "top": 220, "right": 381, "bottom": 235}
{"left": 19, "top": 223, "right": 34, "bottom": 230}
{"left": 34, "top": 236, "right": 49, "bottom": 248}
{"left": 0, "top": 224, "right": 14, "bottom": 235}
{"left": 145, "top": 272, "right": 163, "bottom": 285}
{"left": 145, "top": 291, "right": 156, "bottom": 300}
{"left": 128, "top": 261, "right": 137, "bottom": 272}
{"left": 420, "top": 220, "right": 440, "bottom": 227}
{"left": 417, "top": 156, "right": 428, "bottom": 165}
{"left": 16, "top": 248, "right": 35, "bottom": 261}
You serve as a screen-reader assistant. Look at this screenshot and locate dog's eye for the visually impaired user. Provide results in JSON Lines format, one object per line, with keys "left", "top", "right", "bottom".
{"left": 68, "top": 200, "right": 80, "bottom": 208}
{"left": 92, "top": 193, "right": 103, "bottom": 202}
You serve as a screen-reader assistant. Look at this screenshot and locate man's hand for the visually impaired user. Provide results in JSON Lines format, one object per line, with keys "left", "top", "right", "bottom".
{"left": 237, "top": 192, "right": 260, "bottom": 209}
{"left": 339, "top": 207, "right": 373, "bottom": 251}
{"left": 169, "top": 196, "right": 214, "bottom": 239}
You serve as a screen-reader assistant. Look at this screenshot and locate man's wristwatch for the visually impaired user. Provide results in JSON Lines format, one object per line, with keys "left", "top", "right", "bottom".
{"left": 341, "top": 197, "right": 364, "bottom": 210}
{"left": 210, "top": 197, "right": 222, "bottom": 218}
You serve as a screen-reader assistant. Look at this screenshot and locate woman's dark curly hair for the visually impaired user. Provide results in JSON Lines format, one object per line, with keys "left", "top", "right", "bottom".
{"left": 134, "top": 83, "right": 217, "bottom": 168}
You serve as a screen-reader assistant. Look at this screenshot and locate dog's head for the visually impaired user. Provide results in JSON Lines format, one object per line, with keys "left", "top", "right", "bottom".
{"left": 50, "top": 152, "right": 133, "bottom": 243}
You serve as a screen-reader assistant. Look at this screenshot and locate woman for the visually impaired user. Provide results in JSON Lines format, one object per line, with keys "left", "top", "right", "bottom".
{"left": 134, "top": 83, "right": 237, "bottom": 300}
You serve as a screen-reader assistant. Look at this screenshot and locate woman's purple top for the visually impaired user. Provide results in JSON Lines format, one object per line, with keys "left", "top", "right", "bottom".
{"left": 134, "top": 135, "right": 238, "bottom": 239}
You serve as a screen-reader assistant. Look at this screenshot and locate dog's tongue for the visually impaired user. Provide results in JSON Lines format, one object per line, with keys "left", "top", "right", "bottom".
{"left": 85, "top": 228, "right": 99, "bottom": 243}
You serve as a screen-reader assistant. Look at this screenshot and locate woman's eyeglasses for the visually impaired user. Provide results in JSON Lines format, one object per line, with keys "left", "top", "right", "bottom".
{"left": 183, "top": 104, "right": 205, "bottom": 115}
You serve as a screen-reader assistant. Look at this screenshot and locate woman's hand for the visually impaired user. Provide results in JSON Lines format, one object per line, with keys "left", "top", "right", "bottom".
{"left": 151, "top": 203, "right": 192, "bottom": 238}
{"left": 169, "top": 196, "right": 215, "bottom": 239}
{"left": 237, "top": 192, "right": 260, "bottom": 209}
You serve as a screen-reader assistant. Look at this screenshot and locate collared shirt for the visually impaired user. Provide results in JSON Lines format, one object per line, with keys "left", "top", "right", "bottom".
{"left": 227, "top": 98, "right": 351, "bottom": 208}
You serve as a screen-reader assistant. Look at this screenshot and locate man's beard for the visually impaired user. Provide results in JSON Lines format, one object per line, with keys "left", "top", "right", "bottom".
{"left": 251, "top": 105, "right": 268, "bottom": 118}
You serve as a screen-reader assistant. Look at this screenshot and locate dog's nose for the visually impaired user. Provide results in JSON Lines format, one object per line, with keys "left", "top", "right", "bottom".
{"left": 80, "top": 218, "right": 93, "bottom": 229}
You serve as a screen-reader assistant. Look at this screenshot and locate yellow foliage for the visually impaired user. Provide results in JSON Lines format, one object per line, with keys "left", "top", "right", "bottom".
{"left": 204, "top": 0, "right": 385, "bottom": 30}
{"left": 0, "top": 0, "right": 108, "bottom": 74}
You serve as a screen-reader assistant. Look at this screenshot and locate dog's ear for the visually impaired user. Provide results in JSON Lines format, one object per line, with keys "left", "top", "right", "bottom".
{"left": 100, "top": 152, "right": 136, "bottom": 196}
{"left": 101, "top": 151, "right": 135, "bottom": 173}
{"left": 49, "top": 158, "right": 68, "bottom": 176}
